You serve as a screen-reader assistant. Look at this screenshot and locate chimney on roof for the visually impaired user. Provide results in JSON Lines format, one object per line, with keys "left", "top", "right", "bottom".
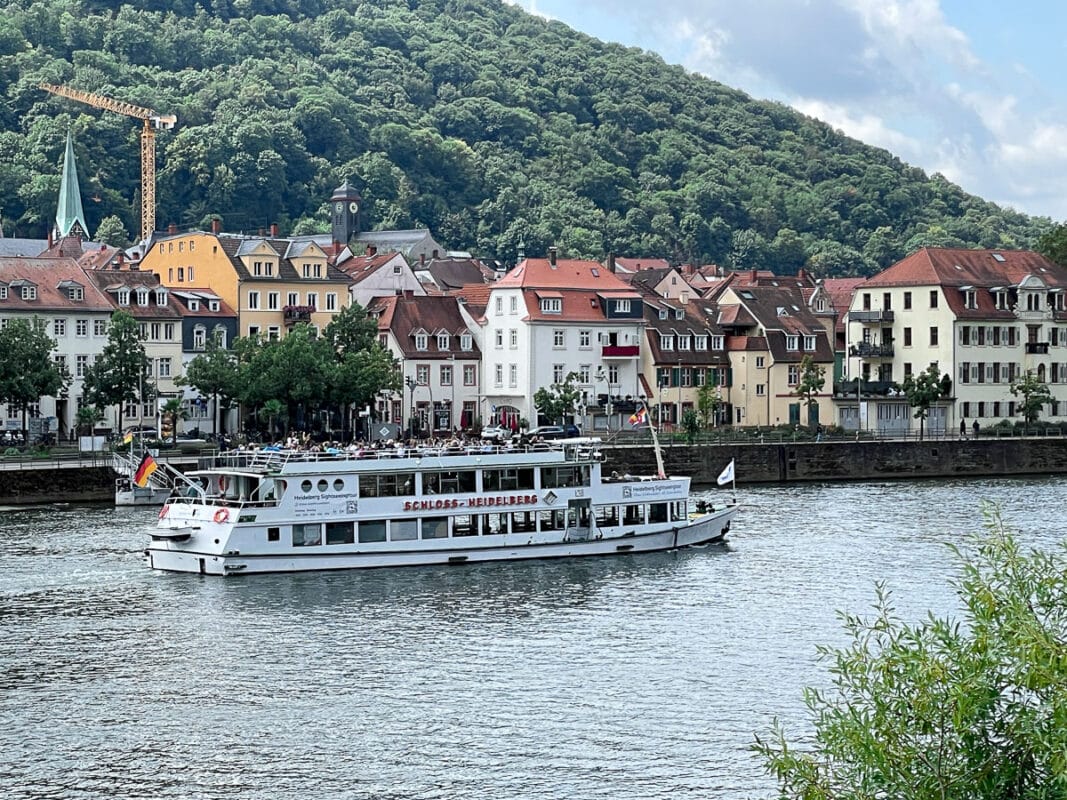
{"left": 749, "top": 269, "right": 757, "bottom": 283}
{"left": 270, "top": 223, "right": 278, "bottom": 237}
{"left": 116, "top": 251, "right": 124, "bottom": 268}
{"left": 367, "top": 245, "right": 377, "bottom": 257}
{"left": 682, "top": 263, "right": 694, "bottom": 276}
{"left": 797, "top": 268, "right": 807, "bottom": 283}
{"left": 211, "top": 217, "right": 221, "bottom": 235}
{"left": 168, "top": 223, "right": 177, "bottom": 235}
{"left": 607, "top": 252, "right": 615, "bottom": 273}
{"left": 402, "top": 289, "right": 415, "bottom": 300}
{"left": 548, "top": 246, "right": 558, "bottom": 267}
{"left": 419, "top": 253, "right": 425, "bottom": 266}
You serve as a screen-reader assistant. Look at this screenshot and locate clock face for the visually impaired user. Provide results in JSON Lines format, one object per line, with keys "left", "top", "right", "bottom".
{"left": 335, "top": 202, "right": 344, "bottom": 213}
{"left": 349, "top": 201, "right": 359, "bottom": 214}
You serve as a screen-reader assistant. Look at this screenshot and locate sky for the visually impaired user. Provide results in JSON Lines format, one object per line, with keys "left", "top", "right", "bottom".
{"left": 507, "top": 0, "right": 1067, "bottom": 222}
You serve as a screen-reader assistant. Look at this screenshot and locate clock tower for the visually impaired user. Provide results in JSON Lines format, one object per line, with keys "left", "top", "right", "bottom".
{"left": 330, "top": 180, "right": 363, "bottom": 248}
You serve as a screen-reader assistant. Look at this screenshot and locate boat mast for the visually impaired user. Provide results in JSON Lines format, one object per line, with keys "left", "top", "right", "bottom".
{"left": 645, "top": 401, "right": 667, "bottom": 479}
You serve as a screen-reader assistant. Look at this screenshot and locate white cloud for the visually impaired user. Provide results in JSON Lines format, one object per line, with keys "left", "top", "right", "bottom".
{"left": 792, "top": 99, "right": 921, "bottom": 158}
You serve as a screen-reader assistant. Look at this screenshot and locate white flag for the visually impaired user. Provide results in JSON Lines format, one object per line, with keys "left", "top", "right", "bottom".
{"left": 716, "top": 459, "right": 735, "bottom": 486}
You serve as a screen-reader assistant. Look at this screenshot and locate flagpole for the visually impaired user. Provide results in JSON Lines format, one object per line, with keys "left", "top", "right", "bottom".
{"left": 645, "top": 401, "right": 667, "bottom": 479}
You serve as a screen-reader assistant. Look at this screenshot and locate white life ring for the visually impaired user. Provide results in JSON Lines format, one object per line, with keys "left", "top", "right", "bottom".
{"left": 214, "top": 508, "right": 230, "bottom": 524}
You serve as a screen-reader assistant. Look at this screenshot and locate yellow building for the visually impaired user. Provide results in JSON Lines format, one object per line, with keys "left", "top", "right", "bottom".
{"left": 139, "top": 231, "right": 352, "bottom": 339}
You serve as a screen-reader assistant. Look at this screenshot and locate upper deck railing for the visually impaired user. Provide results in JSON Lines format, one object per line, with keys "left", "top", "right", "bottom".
{"left": 209, "top": 438, "right": 606, "bottom": 472}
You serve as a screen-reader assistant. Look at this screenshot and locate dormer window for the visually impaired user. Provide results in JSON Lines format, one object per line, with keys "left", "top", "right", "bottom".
{"left": 21, "top": 285, "right": 36, "bottom": 301}
{"left": 615, "top": 299, "right": 631, "bottom": 313}
{"left": 415, "top": 333, "right": 428, "bottom": 351}
{"left": 675, "top": 309, "right": 684, "bottom": 319}
{"left": 155, "top": 289, "right": 167, "bottom": 306}
{"left": 679, "top": 335, "right": 691, "bottom": 350}
{"left": 658, "top": 308, "right": 668, "bottom": 320}
{"left": 696, "top": 335, "right": 708, "bottom": 350}
{"left": 118, "top": 289, "right": 129, "bottom": 306}
{"left": 540, "top": 298, "right": 561, "bottom": 314}
{"left": 786, "top": 335, "right": 799, "bottom": 351}
{"left": 804, "top": 335, "right": 816, "bottom": 351}
{"left": 209, "top": 300, "right": 219, "bottom": 312}
{"left": 68, "top": 286, "right": 84, "bottom": 301}
{"left": 660, "top": 334, "right": 674, "bottom": 350}
{"left": 437, "top": 333, "right": 449, "bottom": 351}
{"left": 137, "top": 289, "right": 149, "bottom": 306}
{"left": 189, "top": 299, "right": 200, "bottom": 312}
{"left": 711, "top": 335, "right": 724, "bottom": 350}
{"left": 460, "top": 333, "right": 472, "bottom": 351}
{"left": 963, "top": 288, "right": 977, "bottom": 309}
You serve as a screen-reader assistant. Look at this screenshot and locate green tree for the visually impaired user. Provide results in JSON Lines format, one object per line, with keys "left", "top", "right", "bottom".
{"left": 177, "top": 335, "right": 238, "bottom": 436}
{"left": 0, "top": 317, "right": 68, "bottom": 440}
{"left": 681, "top": 408, "right": 700, "bottom": 443}
{"left": 696, "top": 381, "right": 722, "bottom": 428}
{"left": 160, "top": 396, "right": 186, "bottom": 442}
{"left": 755, "top": 507, "right": 1067, "bottom": 798}
{"left": 75, "top": 405, "right": 103, "bottom": 438}
{"left": 792, "top": 355, "right": 826, "bottom": 428}
{"left": 258, "top": 398, "right": 286, "bottom": 441}
{"left": 240, "top": 325, "right": 332, "bottom": 434}
{"left": 94, "top": 215, "right": 129, "bottom": 247}
{"left": 901, "top": 362, "right": 943, "bottom": 441}
{"left": 81, "top": 310, "right": 152, "bottom": 434}
{"left": 1036, "top": 223, "right": 1067, "bottom": 266}
{"left": 533, "top": 372, "right": 582, "bottom": 426}
{"left": 1010, "top": 370, "right": 1053, "bottom": 425}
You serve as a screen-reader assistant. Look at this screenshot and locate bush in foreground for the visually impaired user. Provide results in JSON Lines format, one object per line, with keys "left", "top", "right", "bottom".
{"left": 755, "top": 506, "right": 1067, "bottom": 798}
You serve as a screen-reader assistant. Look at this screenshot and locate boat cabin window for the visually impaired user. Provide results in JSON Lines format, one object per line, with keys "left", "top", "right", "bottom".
{"left": 483, "top": 467, "right": 535, "bottom": 492}
{"left": 487, "top": 513, "right": 507, "bottom": 535}
{"left": 511, "top": 511, "right": 536, "bottom": 533}
{"left": 423, "top": 470, "right": 476, "bottom": 494}
{"left": 422, "top": 517, "right": 449, "bottom": 539}
{"left": 595, "top": 505, "right": 619, "bottom": 526}
{"left": 359, "top": 473, "right": 415, "bottom": 498}
{"left": 326, "top": 521, "right": 355, "bottom": 545}
{"left": 539, "top": 509, "right": 566, "bottom": 531}
{"left": 623, "top": 505, "right": 644, "bottom": 525}
{"left": 648, "top": 503, "right": 668, "bottom": 524}
{"left": 453, "top": 514, "right": 477, "bottom": 536}
{"left": 358, "top": 521, "right": 386, "bottom": 543}
{"left": 267, "top": 527, "right": 280, "bottom": 542}
{"left": 673, "top": 501, "right": 687, "bottom": 521}
{"left": 540, "top": 465, "right": 590, "bottom": 489}
{"left": 293, "top": 523, "right": 321, "bottom": 546}
{"left": 391, "top": 519, "right": 418, "bottom": 541}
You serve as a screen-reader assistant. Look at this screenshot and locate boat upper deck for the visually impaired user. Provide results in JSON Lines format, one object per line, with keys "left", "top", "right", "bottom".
{"left": 207, "top": 438, "right": 606, "bottom": 476}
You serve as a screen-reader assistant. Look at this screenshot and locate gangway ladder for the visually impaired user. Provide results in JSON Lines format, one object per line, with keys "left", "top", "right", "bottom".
{"left": 110, "top": 450, "right": 200, "bottom": 496}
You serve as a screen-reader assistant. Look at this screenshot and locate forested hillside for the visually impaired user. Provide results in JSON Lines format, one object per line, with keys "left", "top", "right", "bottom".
{"left": 0, "top": 0, "right": 1051, "bottom": 275}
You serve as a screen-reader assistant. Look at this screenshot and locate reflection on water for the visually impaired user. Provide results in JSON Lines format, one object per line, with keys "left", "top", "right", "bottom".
{"left": 1, "top": 477, "right": 1065, "bottom": 799}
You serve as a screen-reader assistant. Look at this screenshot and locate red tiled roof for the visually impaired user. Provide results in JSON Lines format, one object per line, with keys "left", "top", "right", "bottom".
{"left": 496, "top": 258, "right": 632, "bottom": 291}
{"left": 0, "top": 256, "right": 113, "bottom": 312}
{"left": 371, "top": 294, "right": 480, "bottom": 359}
{"left": 864, "top": 247, "right": 1067, "bottom": 289}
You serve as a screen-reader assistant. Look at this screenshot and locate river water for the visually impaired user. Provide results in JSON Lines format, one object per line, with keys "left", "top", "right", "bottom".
{"left": 2, "top": 476, "right": 1064, "bottom": 799}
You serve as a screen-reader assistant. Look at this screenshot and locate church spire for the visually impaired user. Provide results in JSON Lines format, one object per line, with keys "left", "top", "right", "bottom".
{"left": 55, "top": 129, "right": 88, "bottom": 240}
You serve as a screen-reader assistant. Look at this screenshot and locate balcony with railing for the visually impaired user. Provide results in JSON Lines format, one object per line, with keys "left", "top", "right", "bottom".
{"left": 283, "top": 305, "right": 315, "bottom": 325}
{"left": 1025, "top": 342, "right": 1050, "bottom": 355}
{"left": 602, "top": 344, "right": 640, "bottom": 358}
{"left": 850, "top": 309, "right": 895, "bottom": 323}
{"left": 849, "top": 342, "right": 895, "bottom": 358}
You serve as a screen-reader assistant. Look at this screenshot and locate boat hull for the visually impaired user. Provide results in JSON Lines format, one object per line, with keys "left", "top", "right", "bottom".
{"left": 145, "top": 504, "right": 737, "bottom": 576}
{"left": 116, "top": 486, "right": 171, "bottom": 507}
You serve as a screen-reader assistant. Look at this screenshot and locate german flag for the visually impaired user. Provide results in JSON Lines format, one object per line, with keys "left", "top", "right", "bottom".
{"left": 133, "top": 453, "right": 159, "bottom": 488}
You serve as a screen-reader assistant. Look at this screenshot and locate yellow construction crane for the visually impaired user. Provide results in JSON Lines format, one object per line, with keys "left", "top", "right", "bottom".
{"left": 40, "top": 83, "right": 177, "bottom": 243}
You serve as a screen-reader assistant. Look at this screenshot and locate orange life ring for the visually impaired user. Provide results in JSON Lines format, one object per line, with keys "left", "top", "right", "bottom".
{"left": 218, "top": 475, "right": 228, "bottom": 492}
{"left": 214, "top": 508, "right": 230, "bottom": 524}
{"left": 158, "top": 505, "right": 169, "bottom": 519}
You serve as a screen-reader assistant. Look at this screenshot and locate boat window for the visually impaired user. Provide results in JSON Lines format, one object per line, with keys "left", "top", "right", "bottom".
{"left": 357, "top": 521, "right": 386, "bottom": 543}
{"left": 483, "top": 467, "right": 535, "bottom": 492}
{"left": 595, "top": 505, "right": 619, "bottom": 526}
{"left": 510, "top": 511, "right": 536, "bottom": 533}
{"left": 648, "top": 503, "right": 668, "bottom": 524}
{"left": 486, "top": 513, "right": 508, "bottom": 535}
{"left": 301, "top": 480, "right": 313, "bottom": 492}
{"left": 623, "top": 505, "right": 644, "bottom": 525}
{"left": 423, "top": 470, "right": 476, "bottom": 494}
{"left": 267, "top": 527, "right": 280, "bottom": 542}
{"left": 326, "top": 521, "right": 354, "bottom": 545}
{"left": 540, "top": 465, "right": 590, "bottom": 489}
{"left": 317, "top": 479, "right": 329, "bottom": 492}
{"left": 673, "top": 501, "right": 687, "bottom": 521}
{"left": 453, "top": 514, "right": 477, "bottom": 536}
{"left": 359, "top": 474, "right": 415, "bottom": 498}
{"left": 421, "top": 517, "right": 449, "bottom": 539}
{"left": 539, "top": 509, "right": 565, "bottom": 531}
{"left": 391, "top": 519, "right": 418, "bottom": 541}
{"left": 293, "top": 523, "right": 321, "bottom": 546}
{"left": 333, "top": 479, "right": 345, "bottom": 492}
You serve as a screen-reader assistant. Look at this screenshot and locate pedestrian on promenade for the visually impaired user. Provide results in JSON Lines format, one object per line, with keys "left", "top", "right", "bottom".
{"left": 960, "top": 419, "right": 967, "bottom": 439}
{"left": 973, "top": 419, "right": 980, "bottom": 438}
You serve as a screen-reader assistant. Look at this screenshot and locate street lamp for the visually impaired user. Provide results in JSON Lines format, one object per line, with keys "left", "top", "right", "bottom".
{"left": 405, "top": 376, "right": 417, "bottom": 438}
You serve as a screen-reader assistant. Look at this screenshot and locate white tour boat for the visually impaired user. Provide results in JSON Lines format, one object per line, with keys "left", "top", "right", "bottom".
{"left": 146, "top": 438, "right": 738, "bottom": 576}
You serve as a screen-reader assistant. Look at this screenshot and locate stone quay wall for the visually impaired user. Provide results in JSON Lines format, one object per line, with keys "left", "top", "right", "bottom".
{"left": 0, "top": 439, "right": 1063, "bottom": 505}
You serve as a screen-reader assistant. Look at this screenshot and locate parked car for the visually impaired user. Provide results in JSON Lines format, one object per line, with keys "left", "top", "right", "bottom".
{"left": 526, "top": 424, "right": 582, "bottom": 440}
{"left": 480, "top": 424, "right": 513, "bottom": 441}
